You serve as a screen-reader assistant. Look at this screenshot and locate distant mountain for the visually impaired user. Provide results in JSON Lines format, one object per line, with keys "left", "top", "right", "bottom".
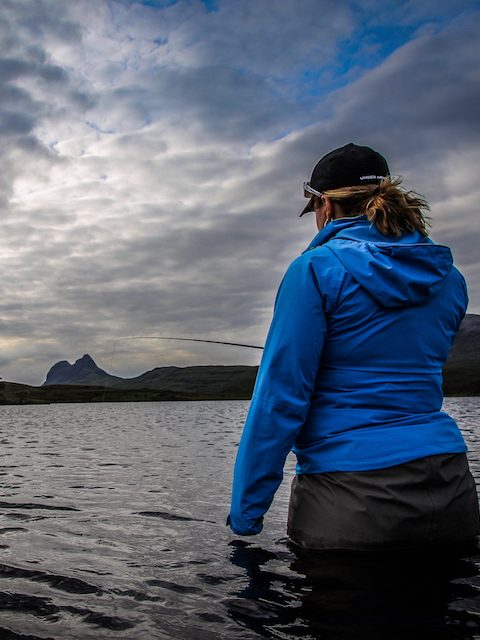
{"left": 43, "top": 354, "right": 124, "bottom": 387}
{"left": 43, "top": 354, "right": 258, "bottom": 399}
{"left": 110, "top": 365, "right": 257, "bottom": 397}
{"left": 42, "top": 313, "right": 480, "bottom": 397}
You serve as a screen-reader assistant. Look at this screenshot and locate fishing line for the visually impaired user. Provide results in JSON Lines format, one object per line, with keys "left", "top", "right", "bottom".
{"left": 101, "top": 336, "right": 264, "bottom": 402}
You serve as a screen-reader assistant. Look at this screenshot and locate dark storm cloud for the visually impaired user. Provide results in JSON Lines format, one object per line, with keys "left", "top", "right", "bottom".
{"left": 105, "top": 65, "right": 300, "bottom": 141}
{"left": 0, "top": 58, "right": 66, "bottom": 83}
{"left": 330, "top": 21, "right": 480, "bottom": 152}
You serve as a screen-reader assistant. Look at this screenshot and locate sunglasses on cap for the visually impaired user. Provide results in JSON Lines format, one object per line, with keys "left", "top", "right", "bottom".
{"left": 303, "top": 181, "right": 323, "bottom": 199}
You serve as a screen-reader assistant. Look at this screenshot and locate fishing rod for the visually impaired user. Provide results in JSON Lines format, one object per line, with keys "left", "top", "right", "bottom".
{"left": 101, "top": 336, "right": 264, "bottom": 401}
{"left": 114, "top": 336, "right": 264, "bottom": 350}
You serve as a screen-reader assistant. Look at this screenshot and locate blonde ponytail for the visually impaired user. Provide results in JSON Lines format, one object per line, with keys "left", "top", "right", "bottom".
{"left": 322, "top": 177, "right": 430, "bottom": 237}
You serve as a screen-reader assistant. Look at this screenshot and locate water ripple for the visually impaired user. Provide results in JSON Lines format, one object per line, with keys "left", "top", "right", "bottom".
{"left": 0, "top": 501, "right": 79, "bottom": 511}
{"left": 0, "top": 399, "right": 478, "bottom": 639}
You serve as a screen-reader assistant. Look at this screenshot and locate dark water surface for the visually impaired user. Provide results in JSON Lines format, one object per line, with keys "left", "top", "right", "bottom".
{"left": 0, "top": 398, "right": 479, "bottom": 639}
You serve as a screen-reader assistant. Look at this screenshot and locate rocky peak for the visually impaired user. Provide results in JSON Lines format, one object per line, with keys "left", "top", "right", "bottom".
{"left": 43, "top": 354, "right": 110, "bottom": 386}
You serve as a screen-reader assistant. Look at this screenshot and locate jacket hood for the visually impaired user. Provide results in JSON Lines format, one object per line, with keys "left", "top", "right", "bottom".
{"left": 306, "top": 215, "right": 453, "bottom": 308}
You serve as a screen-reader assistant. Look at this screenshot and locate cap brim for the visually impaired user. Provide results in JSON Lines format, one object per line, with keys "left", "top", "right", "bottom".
{"left": 300, "top": 196, "right": 315, "bottom": 217}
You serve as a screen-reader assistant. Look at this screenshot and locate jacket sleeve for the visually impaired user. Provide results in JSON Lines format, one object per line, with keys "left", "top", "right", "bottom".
{"left": 228, "top": 254, "right": 327, "bottom": 535}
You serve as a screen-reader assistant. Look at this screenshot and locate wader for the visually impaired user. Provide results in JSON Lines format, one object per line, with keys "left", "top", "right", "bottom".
{"left": 288, "top": 453, "right": 480, "bottom": 550}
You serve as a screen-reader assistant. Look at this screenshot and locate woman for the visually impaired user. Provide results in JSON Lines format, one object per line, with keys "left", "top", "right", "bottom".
{"left": 228, "top": 143, "right": 479, "bottom": 550}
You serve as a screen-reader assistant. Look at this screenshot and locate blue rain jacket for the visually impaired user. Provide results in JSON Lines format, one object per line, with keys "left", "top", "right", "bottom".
{"left": 229, "top": 215, "right": 468, "bottom": 535}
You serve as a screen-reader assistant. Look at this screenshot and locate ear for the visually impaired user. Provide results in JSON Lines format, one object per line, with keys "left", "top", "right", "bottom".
{"left": 323, "top": 196, "right": 334, "bottom": 220}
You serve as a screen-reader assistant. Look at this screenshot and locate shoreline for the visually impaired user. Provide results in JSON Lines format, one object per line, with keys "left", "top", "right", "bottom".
{"left": 0, "top": 380, "right": 478, "bottom": 405}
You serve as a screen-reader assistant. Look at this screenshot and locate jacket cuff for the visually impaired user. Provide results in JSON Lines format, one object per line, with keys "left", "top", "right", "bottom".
{"left": 226, "top": 513, "right": 263, "bottom": 536}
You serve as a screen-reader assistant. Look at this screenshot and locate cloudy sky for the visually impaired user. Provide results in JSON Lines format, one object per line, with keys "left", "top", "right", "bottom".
{"left": 0, "top": 0, "right": 479, "bottom": 385}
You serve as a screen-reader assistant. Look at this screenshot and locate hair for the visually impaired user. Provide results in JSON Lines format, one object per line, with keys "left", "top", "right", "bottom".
{"left": 317, "top": 177, "right": 430, "bottom": 237}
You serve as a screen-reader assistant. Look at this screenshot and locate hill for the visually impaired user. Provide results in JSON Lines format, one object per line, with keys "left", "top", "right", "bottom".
{"left": 443, "top": 314, "right": 480, "bottom": 396}
{"left": 42, "top": 354, "right": 258, "bottom": 400}
{"left": 0, "top": 381, "right": 227, "bottom": 405}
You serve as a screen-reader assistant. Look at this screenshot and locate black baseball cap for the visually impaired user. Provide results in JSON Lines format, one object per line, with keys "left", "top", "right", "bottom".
{"left": 300, "top": 143, "right": 390, "bottom": 216}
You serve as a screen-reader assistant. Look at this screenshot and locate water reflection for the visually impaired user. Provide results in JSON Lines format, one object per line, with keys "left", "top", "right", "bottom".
{"left": 228, "top": 539, "right": 480, "bottom": 639}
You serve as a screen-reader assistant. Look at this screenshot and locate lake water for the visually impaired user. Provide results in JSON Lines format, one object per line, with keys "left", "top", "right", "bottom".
{"left": 0, "top": 398, "right": 479, "bottom": 639}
